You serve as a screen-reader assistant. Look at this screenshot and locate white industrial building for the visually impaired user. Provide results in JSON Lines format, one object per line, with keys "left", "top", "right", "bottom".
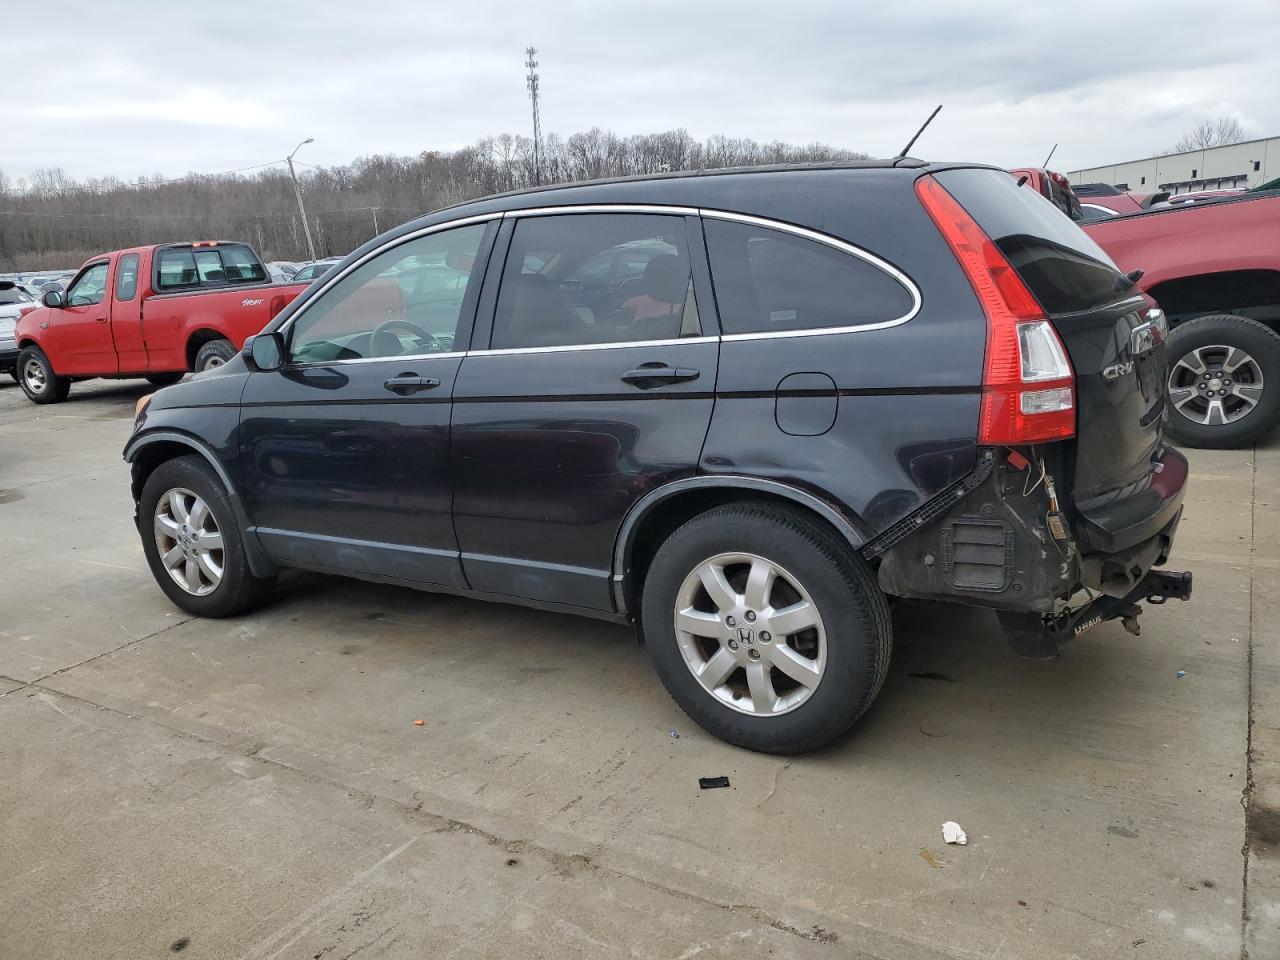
{"left": 1066, "top": 135, "right": 1279, "bottom": 194}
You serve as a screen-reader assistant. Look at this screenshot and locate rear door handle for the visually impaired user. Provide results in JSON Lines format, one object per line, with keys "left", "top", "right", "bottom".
{"left": 620, "top": 364, "right": 700, "bottom": 388}
{"left": 383, "top": 374, "right": 441, "bottom": 395}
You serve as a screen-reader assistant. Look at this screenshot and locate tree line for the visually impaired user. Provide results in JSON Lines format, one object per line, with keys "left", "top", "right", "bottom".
{"left": 0, "top": 129, "right": 867, "bottom": 271}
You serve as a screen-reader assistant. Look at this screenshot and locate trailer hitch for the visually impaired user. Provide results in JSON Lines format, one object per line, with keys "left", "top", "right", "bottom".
{"left": 998, "top": 568, "right": 1193, "bottom": 659}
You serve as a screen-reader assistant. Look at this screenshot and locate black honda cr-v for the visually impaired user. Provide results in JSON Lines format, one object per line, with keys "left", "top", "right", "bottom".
{"left": 126, "top": 160, "right": 1191, "bottom": 753}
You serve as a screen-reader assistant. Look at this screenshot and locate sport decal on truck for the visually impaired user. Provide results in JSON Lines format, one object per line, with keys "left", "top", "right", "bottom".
{"left": 241, "top": 298, "right": 265, "bottom": 307}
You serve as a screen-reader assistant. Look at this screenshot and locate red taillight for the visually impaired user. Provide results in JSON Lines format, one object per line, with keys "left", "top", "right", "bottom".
{"left": 914, "top": 175, "right": 1075, "bottom": 445}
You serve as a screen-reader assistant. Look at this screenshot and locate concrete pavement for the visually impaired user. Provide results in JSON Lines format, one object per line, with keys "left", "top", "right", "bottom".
{"left": 0, "top": 376, "right": 1276, "bottom": 959}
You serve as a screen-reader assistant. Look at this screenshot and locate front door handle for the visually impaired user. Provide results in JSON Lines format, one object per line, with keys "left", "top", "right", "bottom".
{"left": 383, "top": 374, "right": 442, "bottom": 395}
{"left": 620, "top": 364, "right": 700, "bottom": 388}
{"left": 95, "top": 317, "right": 107, "bottom": 324}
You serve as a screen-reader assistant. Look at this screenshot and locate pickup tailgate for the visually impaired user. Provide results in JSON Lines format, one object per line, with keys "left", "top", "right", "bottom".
{"left": 934, "top": 169, "right": 1174, "bottom": 547}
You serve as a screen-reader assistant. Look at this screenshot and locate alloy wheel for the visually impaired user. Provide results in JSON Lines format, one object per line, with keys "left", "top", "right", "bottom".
{"left": 153, "top": 487, "right": 224, "bottom": 596}
{"left": 673, "top": 552, "right": 827, "bottom": 716}
{"left": 1168, "top": 344, "right": 1264, "bottom": 426}
{"left": 23, "top": 357, "right": 47, "bottom": 394}
{"left": 202, "top": 355, "right": 225, "bottom": 371}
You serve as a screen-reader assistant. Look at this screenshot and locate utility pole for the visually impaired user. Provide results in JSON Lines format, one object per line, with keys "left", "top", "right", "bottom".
{"left": 371, "top": 206, "right": 380, "bottom": 236}
{"left": 287, "top": 138, "right": 318, "bottom": 261}
{"left": 525, "top": 46, "right": 542, "bottom": 186}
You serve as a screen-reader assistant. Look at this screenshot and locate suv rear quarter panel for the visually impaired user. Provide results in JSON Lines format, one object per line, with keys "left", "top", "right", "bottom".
{"left": 693, "top": 169, "right": 988, "bottom": 535}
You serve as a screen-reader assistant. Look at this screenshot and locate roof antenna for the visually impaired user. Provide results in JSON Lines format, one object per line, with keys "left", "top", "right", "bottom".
{"left": 896, "top": 104, "right": 942, "bottom": 159}
{"left": 1042, "top": 143, "right": 1058, "bottom": 168}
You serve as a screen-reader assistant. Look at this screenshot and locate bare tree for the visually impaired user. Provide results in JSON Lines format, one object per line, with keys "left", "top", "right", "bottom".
{"left": 1171, "top": 117, "right": 1247, "bottom": 154}
{"left": 0, "top": 128, "right": 869, "bottom": 271}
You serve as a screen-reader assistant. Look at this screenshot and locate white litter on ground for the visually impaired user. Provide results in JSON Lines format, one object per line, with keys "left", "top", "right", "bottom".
{"left": 942, "top": 821, "right": 968, "bottom": 845}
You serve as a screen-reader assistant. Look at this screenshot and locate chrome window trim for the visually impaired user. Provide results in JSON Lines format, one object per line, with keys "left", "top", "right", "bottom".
{"left": 504, "top": 203, "right": 695, "bottom": 218}
{"left": 471, "top": 335, "right": 718, "bottom": 358}
{"left": 284, "top": 350, "right": 467, "bottom": 369}
{"left": 275, "top": 212, "right": 503, "bottom": 338}
{"left": 272, "top": 203, "right": 923, "bottom": 363}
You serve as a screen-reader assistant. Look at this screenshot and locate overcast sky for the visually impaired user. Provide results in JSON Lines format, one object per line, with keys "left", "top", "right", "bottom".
{"left": 5, "top": 0, "right": 1279, "bottom": 185}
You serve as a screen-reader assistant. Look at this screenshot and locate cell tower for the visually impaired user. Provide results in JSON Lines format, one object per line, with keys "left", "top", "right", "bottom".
{"left": 525, "top": 45, "right": 543, "bottom": 185}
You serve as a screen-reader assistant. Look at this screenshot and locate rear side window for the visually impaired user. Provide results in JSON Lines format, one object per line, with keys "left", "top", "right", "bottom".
{"left": 115, "top": 253, "right": 140, "bottom": 301}
{"left": 935, "top": 168, "right": 1124, "bottom": 314}
{"left": 703, "top": 219, "right": 914, "bottom": 335}
{"left": 492, "top": 213, "right": 699, "bottom": 349}
{"left": 155, "top": 244, "right": 266, "bottom": 290}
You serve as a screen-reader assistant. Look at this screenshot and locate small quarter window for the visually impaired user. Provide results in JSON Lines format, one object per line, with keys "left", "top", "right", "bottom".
{"left": 115, "top": 253, "right": 140, "bottom": 301}
{"left": 491, "top": 213, "right": 698, "bottom": 349}
{"left": 704, "top": 219, "right": 914, "bottom": 335}
{"left": 288, "top": 223, "right": 488, "bottom": 363}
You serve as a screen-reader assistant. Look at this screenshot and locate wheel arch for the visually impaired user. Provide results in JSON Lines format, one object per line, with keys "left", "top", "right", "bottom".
{"left": 185, "top": 328, "right": 232, "bottom": 369}
{"left": 611, "top": 476, "right": 869, "bottom": 616}
{"left": 1149, "top": 269, "right": 1280, "bottom": 324}
{"left": 125, "top": 430, "right": 277, "bottom": 577}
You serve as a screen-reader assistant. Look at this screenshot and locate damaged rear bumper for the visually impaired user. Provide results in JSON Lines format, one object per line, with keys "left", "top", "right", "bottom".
{"left": 869, "top": 445, "right": 1191, "bottom": 651}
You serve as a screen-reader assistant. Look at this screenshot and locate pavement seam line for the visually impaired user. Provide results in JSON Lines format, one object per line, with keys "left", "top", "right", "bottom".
{"left": 21, "top": 681, "right": 882, "bottom": 956}
{"left": 27, "top": 616, "right": 194, "bottom": 685}
{"left": 1239, "top": 445, "right": 1258, "bottom": 960}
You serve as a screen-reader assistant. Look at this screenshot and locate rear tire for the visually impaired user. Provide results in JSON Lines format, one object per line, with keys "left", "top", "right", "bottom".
{"left": 640, "top": 501, "right": 892, "bottom": 754}
{"left": 194, "top": 339, "right": 236, "bottom": 372}
{"left": 17, "top": 346, "right": 71, "bottom": 404}
{"left": 140, "top": 455, "right": 276, "bottom": 617}
{"left": 1165, "top": 314, "right": 1280, "bottom": 449}
{"left": 146, "top": 373, "right": 184, "bottom": 387}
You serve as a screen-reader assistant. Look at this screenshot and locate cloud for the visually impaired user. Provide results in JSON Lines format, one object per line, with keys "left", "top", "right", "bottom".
{"left": 3, "top": 0, "right": 1278, "bottom": 181}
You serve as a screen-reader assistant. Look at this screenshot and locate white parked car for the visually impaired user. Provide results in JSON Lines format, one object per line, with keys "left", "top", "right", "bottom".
{"left": 0, "top": 281, "right": 41, "bottom": 381}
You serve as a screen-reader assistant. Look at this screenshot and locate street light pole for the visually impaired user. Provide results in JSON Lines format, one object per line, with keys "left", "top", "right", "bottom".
{"left": 287, "top": 138, "right": 318, "bottom": 261}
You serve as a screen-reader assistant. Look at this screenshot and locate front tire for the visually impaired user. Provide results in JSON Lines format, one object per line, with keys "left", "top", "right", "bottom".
{"left": 146, "top": 373, "right": 184, "bottom": 387}
{"left": 640, "top": 502, "right": 892, "bottom": 754}
{"left": 194, "top": 339, "right": 236, "bottom": 372}
{"left": 140, "top": 455, "right": 275, "bottom": 617}
{"left": 1165, "top": 314, "right": 1280, "bottom": 449}
{"left": 17, "top": 346, "right": 70, "bottom": 404}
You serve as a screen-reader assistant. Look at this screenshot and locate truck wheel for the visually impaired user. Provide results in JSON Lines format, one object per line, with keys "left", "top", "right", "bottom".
{"left": 17, "top": 346, "right": 71, "bottom": 404}
{"left": 145, "top": 373, "right": 184, "bottom": 387}
{"left": 140, "top": 455, "right": 276, "bottom": 617}
{"left": 194, "top": 339, "right": 236, "bottom": 372}
{"left": 640, "top": 502, "right": 892, "bottom": 754}
{"left": 1165, "top": 314, "right": 1280, "bottom": 449}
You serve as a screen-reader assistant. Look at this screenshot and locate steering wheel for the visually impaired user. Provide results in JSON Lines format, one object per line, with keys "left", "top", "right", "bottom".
{"left": 370, "top": 318, "right": 441, "bottom": 357}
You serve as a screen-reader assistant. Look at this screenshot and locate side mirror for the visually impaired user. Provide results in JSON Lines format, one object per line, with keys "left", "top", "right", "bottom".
{"left": 42, "top": 290, "right": 64, "bottom": 308}
{"left": 245, "top": 332, "right": 285, "bottom": 372}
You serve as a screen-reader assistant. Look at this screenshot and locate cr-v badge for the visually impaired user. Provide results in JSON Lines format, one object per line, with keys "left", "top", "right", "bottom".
{"left": 1103, "top": 361, "right": 1134, "bottom": 381}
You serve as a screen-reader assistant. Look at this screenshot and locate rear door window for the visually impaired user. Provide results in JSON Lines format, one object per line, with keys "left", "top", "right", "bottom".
{"left": 704, "top": 219, "right": 914, "bottom": 335}
{"left": 491, "top": 213, "right": 699, "bottom": 349}
{"left": 934, "top": 168, "right": 1125, "bottom": 314}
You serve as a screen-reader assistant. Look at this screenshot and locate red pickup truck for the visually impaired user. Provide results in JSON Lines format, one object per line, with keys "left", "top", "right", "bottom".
{"left": 13, "top": 241, "right": 307, "bottom": 404}
{"left": 1083, "top": 192, "right": 1280, "bottom": 448}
